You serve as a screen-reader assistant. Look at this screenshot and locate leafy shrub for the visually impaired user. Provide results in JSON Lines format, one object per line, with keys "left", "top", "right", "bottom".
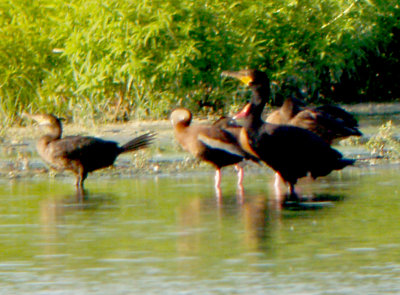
{"left": 1, "top": 0, "right": 400, "bottom": 124}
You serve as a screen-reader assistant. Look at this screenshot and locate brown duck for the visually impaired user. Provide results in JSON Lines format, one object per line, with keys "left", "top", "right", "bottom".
{"left": 170, "top": 108, "right": 257, "bottom": 198}
{"left": 266, "top": 97, "right": 362, "bottom": 145}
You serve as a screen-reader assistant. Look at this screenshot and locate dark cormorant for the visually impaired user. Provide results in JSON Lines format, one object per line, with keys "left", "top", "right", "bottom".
{"left": 24, "top": 113, "right": 155, "bottom": 193}
{"left": 222, "top": 69, "right": 354, "bottom": 198}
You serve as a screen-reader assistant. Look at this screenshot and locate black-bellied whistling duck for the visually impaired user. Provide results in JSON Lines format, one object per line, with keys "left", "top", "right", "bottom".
{"left": 212, "top": 116, "right": 246, "bottom": 145}
{"left": 23, "top": 113, "right": 155, "bottom": 194}
{"left": 266, "top": 97, "right": 362, "bottom": 145}
{"left": 170, "top": 108, "right": 256, "bottom": 199}
{"left": 222, "top": 69, "right": 355, "bottom": 198}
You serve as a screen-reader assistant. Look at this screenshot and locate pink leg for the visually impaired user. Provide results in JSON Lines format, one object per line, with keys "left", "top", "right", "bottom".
{"left": 234, "top": 164, "right": 244, "bottom": 189}
{"left": 274, "top": 173, "right": 285, "bottom": 199}
{"left": 235, "top": 165, "right": 244, "bottom": 204}
{"left": 215, "top": 168, "right": 222, "bottom": 201}
{"left": 274, "top": 173, "right": 281, "bottom": 193}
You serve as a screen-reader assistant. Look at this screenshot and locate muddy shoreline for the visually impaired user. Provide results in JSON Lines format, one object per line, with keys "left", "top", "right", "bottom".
{"left": 1, "top": 102, "right": 399, "bottom": 181}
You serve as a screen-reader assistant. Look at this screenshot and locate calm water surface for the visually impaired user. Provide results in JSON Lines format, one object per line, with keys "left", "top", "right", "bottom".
{"left": 0, "top": 166, "right": 400, "bottom": 295}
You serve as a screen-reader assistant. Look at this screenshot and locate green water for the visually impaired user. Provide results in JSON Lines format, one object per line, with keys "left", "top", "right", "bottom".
{"left": 0, "top": 166, "right": 399, "bottom": 294}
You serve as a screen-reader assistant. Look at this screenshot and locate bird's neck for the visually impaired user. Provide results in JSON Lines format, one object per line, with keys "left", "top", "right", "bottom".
{"left": 173, "top": 121, "right": 191, "bottom": 145}
{"left": 47, "top": 124, "right": 62, "bottom": 140}
{"left": 281, "top": 97, "right": 303, "bottom": 120}
{"left": 36, "top": 125, "right": 62, "bottom": 162}
{"left": 38, "top": 125, "right": 62, "bottom": 146}
{"left": 242, "top": 105, "right": 264, "bottom": 134}
{"left": 251, "top": 82, "right": 269, "bottom": 112}
{"left": 242, "top": 83, "right": 270, "bottom": 131}
{"left": 174, "top": 121, "right": 189, "bottom": 134}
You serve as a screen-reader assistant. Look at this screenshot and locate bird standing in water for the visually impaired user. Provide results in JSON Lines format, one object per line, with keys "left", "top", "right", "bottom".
{"left": 222, "top": 69, "right": 355, "bottom": 199}
{"left": 24, "top": 113, "right": 155, "bottom": 194}
{"left": 265, "top": 91, "right": 362, "bottom": 191}
{"left": 170, "top": 108, "right": 257, "bottom": 200}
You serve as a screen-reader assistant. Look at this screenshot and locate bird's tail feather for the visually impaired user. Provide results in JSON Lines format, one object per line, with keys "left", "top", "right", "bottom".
{"left": 120, "top": 132, "right": 156, "bottom": 153}
{"left": 311, "top": 157, "right": 355, "bottom": 179}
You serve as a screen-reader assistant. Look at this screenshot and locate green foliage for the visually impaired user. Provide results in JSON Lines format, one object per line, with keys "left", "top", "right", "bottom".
{"left": 366, "top": 121, "right": 400, "bottom": 159}
{"left": 1, "top": 0, "right": 400, "bottom": 124}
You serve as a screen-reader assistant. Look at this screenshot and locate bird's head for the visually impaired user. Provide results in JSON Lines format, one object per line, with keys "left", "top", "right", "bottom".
{"left": 221, "top": 69, "right": 269, "bottom": 87}
{"left": 22, "top": 113, "right": 63, "bottom": 128}
{"left": 170, "top": 108, "right": 192, "bottom": 128}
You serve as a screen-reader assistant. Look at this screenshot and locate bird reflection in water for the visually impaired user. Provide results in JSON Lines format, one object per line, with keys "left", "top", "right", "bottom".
{"left": 175, "top": 188, "right": 345, "bottom": 257}
{"left": 39, "top": 191, "right": 117, "bottom": 256}
{"left": 241, "top": 192, "right": 345, "bottom": 254}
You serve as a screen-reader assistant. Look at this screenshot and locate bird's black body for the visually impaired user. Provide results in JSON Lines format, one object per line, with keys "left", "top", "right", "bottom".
{"left": 245, "top": 121, "right": 353, "bottom": 184}
{"left": 223, "top": 69, "right": 355, "bottom": 196}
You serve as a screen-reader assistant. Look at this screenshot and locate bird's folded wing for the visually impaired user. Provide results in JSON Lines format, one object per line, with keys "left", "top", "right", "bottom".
{"left": 198, "top": 132, "right": 245, "bottom": 157}
{"left": 51, "top": 136, "right": 110, "bottom": 159}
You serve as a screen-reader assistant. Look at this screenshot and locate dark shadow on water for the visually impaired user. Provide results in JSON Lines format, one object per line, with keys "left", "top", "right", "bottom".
{"left": 196, "top": 191, "right": 342, "bottom": 253}
{"left": 213, "top": 186, "right": 346, "bottom": 212}
{"left": 233, "top": 192, "right": 347, "bottom": 253}
{"left": 61, "top": 190, "right": 117, "bottom": 208}
{"left": 37, "top": 191, "right": 120, "bottom": 258}
{"left": 282, "top": 193, "right": 346, "bottom": 211}
{"left": 40, "top": 190, "right": 119, "bottom": 224}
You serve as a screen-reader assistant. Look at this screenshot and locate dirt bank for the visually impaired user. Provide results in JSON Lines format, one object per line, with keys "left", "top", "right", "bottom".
{"left": 1, "top": 102, "right": 399, "bottom": 181}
